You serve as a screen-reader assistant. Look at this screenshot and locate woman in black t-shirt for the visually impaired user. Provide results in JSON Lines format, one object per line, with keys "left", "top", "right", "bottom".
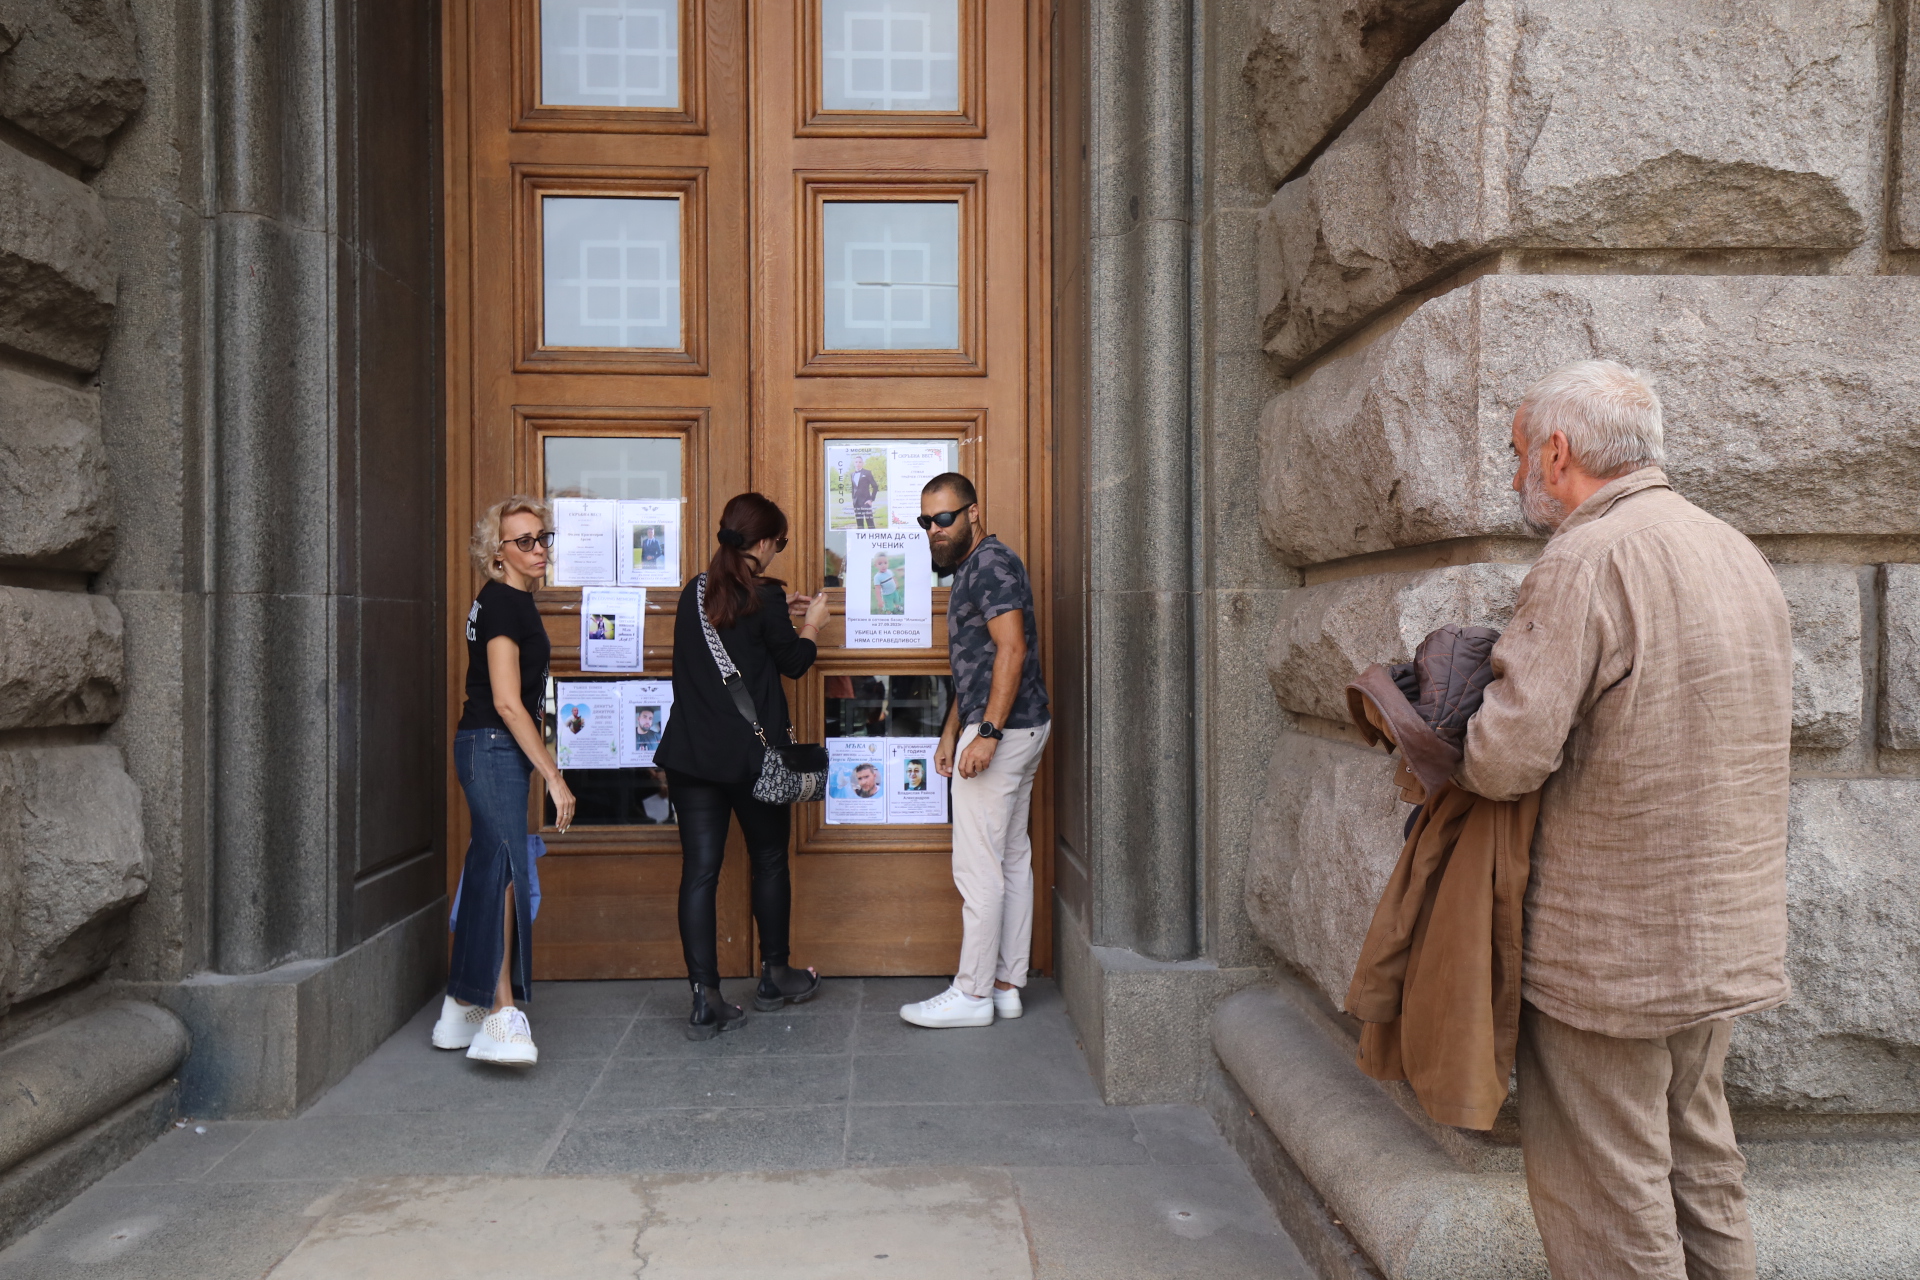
{"left": 432, "top": 496, "right": 576, "bottom": 1068}
{"left": 655, "top": 493, "right": 831, "bottom": 1039}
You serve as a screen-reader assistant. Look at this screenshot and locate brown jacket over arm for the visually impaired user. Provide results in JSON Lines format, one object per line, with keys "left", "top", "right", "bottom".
{"left": 1456, "top": 468, "right": 1793, "bottom": 1039}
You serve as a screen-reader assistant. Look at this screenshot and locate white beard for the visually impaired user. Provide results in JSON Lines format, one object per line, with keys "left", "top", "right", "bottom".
{"left": 1520, "top": 451, "right": 1569, "bottom": 535}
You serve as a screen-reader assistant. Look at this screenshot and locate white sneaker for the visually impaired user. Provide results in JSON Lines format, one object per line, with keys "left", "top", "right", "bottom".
{"left": 466, "top": 1007, "right": 538, "bottom": 1065}
{"left": 992, "top": 986, "right": 1023, "bottom": 1019}
{"left": 899, "top": 985, "right": 994, "bottom": 1029}
{"left": 431, "top": 996, "right": 488, "bottom": 1050}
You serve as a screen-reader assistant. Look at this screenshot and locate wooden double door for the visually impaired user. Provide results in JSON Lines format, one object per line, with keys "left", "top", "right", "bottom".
{"left": 444, "top": 1, "right": 1052, "bottom": 977}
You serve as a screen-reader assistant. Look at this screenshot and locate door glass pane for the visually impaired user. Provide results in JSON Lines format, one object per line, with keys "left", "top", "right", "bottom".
{"left": 826, "top": 674, "right": 950, "bottom": 738}
{"left": 823, "top": 202, "right": 959, "bottom": 351}
{"left": 546, "top": 767, "right": 677, "bottom": 827}
{"left": 544, "top": 436, "right": 682, "bottom": 501}
{"left": 541, "top": 0, "right": 680, "bottom": 109}
{"left": 821, "top": 0, "right": 959, "bottom": 112}
{"left": 543, "top": 196, "right": 681, "bottom": 350}
{"left": 822, "top": 437, "right": 958, "bottom": 587}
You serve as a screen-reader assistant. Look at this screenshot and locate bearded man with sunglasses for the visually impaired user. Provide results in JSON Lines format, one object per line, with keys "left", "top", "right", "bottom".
{"left": 899, "top": 473, "right": 1052, "bottom": 1029}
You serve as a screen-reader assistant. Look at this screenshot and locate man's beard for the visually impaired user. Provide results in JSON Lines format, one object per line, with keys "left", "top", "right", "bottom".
{"left": 929, "top": 523, "right": 976, "bottom": 571}
{"left": 1520, "top": 450, "right": 1568, "bottom": 536}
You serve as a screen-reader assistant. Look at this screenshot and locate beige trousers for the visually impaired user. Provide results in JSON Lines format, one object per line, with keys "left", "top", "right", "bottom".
{"left": 1518, "top": 1002, "right": 1755, "bottom": 1280}
{"left": 949, "top": 721, "right": 1049, "bottom": 999}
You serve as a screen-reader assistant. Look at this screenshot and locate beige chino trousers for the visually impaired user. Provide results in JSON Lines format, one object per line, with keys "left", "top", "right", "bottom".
{"left": 949, "top": 721, "right": 1049, "bottom": 1000}
{"left": 1518, "top": 1002, "right": 1755, "bottom": 1280}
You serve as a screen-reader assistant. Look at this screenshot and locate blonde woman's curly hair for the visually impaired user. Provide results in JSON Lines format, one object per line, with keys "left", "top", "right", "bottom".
{"left": 471, "top": 495, "right": 553, "bottom": 581}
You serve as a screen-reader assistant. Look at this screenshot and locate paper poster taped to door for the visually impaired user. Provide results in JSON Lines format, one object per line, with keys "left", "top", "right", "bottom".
{"left": 884, "top": 737, "right": 948, "bottom": 824}
{"left": 886, "top": 444, "right": 950, "bottom": 530}
{"left": 844, "top": 529, "right": 931, "bottom": 649}
{"left": 617, "top": 499, "right": 681, "bottom": 588}
{"left": 617, "top": 679, "right": 673, "bottom": 768}
{"left": 826, "top": 444, "right": 888, "bottom": 530}
{"left": 551, "top": 497, "right": 617, "bottom": 586}
{"left": 824, "top": 737, "right": 887, "bottom": 824}
{"left": 554, "top": 680, "right": 620, "bottom": 769}
{"left": 579, "top": 587, "right": 645, "bottom": 672}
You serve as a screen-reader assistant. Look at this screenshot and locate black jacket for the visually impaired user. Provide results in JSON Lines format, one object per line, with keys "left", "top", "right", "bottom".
{"left": 655, "top": 577, "right": 817, "bottom": 784}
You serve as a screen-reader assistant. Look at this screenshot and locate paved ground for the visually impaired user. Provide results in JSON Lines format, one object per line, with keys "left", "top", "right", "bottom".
{"left": 0, "top": 976, "right": 1313, "bottom": 1279}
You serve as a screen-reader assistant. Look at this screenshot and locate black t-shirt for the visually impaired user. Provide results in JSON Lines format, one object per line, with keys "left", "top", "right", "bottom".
{"left": 458, "top": 579, "right": 550, "bottom": 732}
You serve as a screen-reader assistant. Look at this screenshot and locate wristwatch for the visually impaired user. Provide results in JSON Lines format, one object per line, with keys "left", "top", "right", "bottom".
{"left": 977, "top": 721, "right": 1004, "bottom": 740}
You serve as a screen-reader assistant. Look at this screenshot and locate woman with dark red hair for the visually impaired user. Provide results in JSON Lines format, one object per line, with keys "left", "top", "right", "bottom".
{"left": 655, "top": 493, "right": 832, "bottom": 1039}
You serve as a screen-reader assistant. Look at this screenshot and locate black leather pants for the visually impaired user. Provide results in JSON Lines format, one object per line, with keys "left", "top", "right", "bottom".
{"left": 666, "top": 769, "right": 792, "bottom": 989}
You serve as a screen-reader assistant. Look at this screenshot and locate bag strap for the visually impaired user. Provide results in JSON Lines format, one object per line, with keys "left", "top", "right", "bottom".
{"left": 696, "top": 573, "right": 770, "bottom": 749}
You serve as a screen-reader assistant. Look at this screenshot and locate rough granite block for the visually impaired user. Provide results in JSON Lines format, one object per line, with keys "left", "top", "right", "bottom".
{"left": 1774, "top": 565, "right": 1863, "bottom": 750}
{"left": 1244, "top": 731, "right": 1403, "bottom": 1011}
{"left": 1258, "top": 0, "right": 1879, "bottom": 364}
{"left": 1882, "top": 564, "right": 1920, "bottom": 750}
{"left": 0, "top": 140, "right": 114, "bottom": 372}
{"left": 1259, "top": 275, "right": 1920, "bottom": 567}
{"left": 0, "top": 744, "right": 148, "bottom": 1004}
{"left": 0, "top": 367, "right": 114, "bottom": 570}
{"left": 1240, "top": 0, "right": 1463, "bottom": 182}
{"left": 1727, "top": 779, "right": 1920, "bottom": 1112}
{"left": 0, "top": 586, "right": 122, "bottom": 729}
{"left": 1266, "top": 563, "right": 1528, "bottom": 722}
{"left": 0, "top": 0, "right": 146, "bottom": 167}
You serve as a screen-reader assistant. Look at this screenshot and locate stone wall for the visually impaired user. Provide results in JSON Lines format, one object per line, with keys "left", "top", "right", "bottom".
{"left": 1244, "top": 0, "right": 1920, "bottom": 1115}
{"left": 0, "top": 0, "right": 149, "bottom": 1033}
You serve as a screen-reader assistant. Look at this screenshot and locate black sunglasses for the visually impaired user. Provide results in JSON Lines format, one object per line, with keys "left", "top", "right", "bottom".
{"left": 916, "top": 507, "right": 969, "bottom": 531}
{"left": 504, "top": 530, "right": 556, "bottom": 552}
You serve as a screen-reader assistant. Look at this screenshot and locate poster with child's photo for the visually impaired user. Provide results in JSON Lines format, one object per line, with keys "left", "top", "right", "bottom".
{"left": 826, "top": 444, "right": 889, "bottom": 530}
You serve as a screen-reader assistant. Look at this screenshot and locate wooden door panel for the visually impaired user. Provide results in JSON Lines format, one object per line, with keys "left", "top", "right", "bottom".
{"left": 448, "top": 0, "right": 1048, "bottom": 981}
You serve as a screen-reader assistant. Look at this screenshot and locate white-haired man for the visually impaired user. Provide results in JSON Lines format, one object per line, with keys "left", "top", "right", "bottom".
{"left": 1457, "top": 360, "right": 1791, "bottom": 1279}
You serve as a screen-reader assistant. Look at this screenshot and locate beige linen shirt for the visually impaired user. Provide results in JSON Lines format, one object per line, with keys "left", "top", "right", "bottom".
{"left": 1457, "top": 468, "right": 1792, "bottom": 1039}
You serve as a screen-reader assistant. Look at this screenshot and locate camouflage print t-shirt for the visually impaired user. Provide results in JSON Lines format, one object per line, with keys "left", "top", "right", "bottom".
{"left": 947, "top": 535, "right": 1050, "bottom": 729}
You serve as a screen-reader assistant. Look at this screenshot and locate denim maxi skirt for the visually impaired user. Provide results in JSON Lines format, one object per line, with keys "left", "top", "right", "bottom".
{"left": 449, "top": 727, "right": 536, "bottom": 1005}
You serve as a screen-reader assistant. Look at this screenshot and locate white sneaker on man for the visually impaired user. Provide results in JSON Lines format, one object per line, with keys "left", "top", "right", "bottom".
{"left": 899, "top": 985, "right": 994, "bottom": 1028}
{"left": 466, "top": 1006, "right": 538, "bottom": 1065}
{"left": 431, "top": 996, "right": 487, "bottom": 1050}
{"left": 992, "top": 986, "right": 1023, "bottom": 1019}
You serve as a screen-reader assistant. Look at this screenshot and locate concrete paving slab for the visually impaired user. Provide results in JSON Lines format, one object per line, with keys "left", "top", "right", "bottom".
{"left": 524, "top": 979, "right": 661, "bottom": 1018}
{"left": 584, "top": 1053, "right": 852, "bottom": 1111}
{"left": 1127, "top": 1106, "right": 1246, "bottom": 1166}
{"left": 208, "top": 1110, "right": 571, "bottom": 1180}
{"left": 618, "top": 1012, "right": 857, "bottom": 1057}
{"left": 0, "top": 1178, "right": 340, "bottom": 1280}
{"left": 266, "top": 1169, "right": 1034, "bottom": 1280}
{"left": 301, "top": 1054, "right": 606, "bottom": 1118}
{"left": 1013, "top": 1163, "right": 1315, "bottom": 1280}
{"left": 547, "top": 1106, "right": 850, "bottom": 1174}
{"left": 854, "top": 1007, "right": 1083, "bottom": 1056}
{"left": 98, "top": 1122, "right": 258, "bottom": 1186}
{"left": 853, "top": 1043, "right": 1103, "bottom": 1104}
{"left": 849, "top": 1102, "right": 1148, "bottom": 1167}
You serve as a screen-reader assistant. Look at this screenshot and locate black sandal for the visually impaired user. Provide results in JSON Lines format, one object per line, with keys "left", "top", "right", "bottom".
{"left": 754, "top": 962, "right": 821, "bottom": 1011}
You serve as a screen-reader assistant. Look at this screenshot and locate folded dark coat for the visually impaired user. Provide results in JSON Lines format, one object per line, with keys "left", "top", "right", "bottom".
{"left": 1344, "top": 626, "right": 1540, "bottom": 1131}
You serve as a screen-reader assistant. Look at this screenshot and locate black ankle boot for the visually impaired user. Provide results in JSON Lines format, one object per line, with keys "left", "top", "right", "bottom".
{"left": 754, "top": 962, "right": 822, "bottom": 1012}
{"left": 686, "top": 984, "right": 747, "bottom": 1041}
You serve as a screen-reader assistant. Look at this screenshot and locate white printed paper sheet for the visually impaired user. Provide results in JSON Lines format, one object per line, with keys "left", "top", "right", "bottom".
{"left": 618, "top": 679, "right": 674, "bottom": 769}
{"left": 886, "top": 444, "right": 950, "bottom": 530}
{"left": 824, "top": 737, "right": 887, "bottom": 824}
{"left": 844, "top": 529, "right": 932, "bottom": 649}
{"left": 554, "top": 680, "right": 620, "bottom": 770}
{"left": 579, "top": 587, "right": 645, "bottom": 672}
{"left": 551, "top": 497, "right": 618, "bottom": 586}
{"left": 885, "top": 737, "right": 948, "bottom": 824}
{"left": 618, "top": 500, "right": 682, "bottom": 588}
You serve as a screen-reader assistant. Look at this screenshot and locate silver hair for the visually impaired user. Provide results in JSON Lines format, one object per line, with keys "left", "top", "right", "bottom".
{"left": 471, "top": 494, "right": 553, "bottom": 580}
{"left": 1518, "top": 359, "right": 1665, "bottom": 479}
